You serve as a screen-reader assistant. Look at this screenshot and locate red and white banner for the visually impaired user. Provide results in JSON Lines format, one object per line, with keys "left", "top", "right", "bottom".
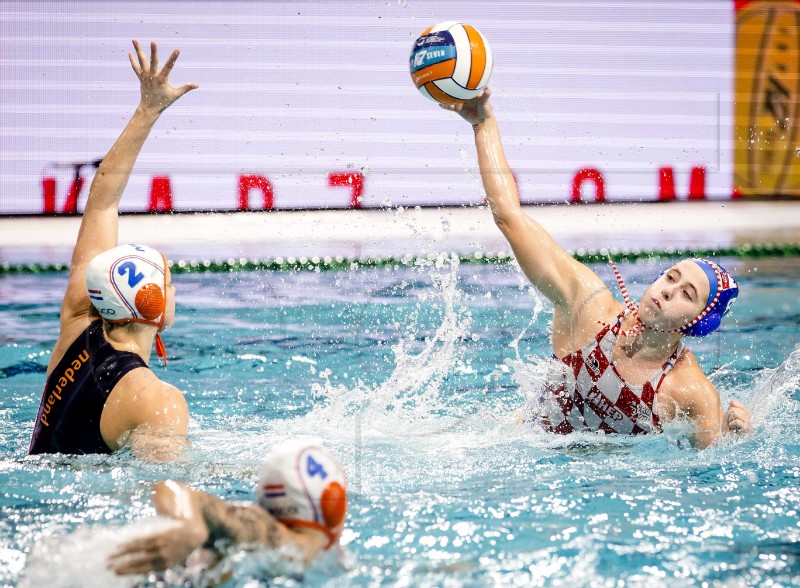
{"left": 0, "top": 1, "right": 751, "bottom": 214}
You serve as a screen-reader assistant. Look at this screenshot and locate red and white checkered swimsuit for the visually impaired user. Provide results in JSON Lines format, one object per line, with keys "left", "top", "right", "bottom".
{"left": 537, "top": 311, "right": 684, "bottom": 435}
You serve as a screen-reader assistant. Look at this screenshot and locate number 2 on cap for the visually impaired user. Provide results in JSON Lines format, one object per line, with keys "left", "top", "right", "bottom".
{"left": 117, "top": 261, "right": 145, "bottom": 288}
{"left": 307, "top": 455, "right": 328, "bottom": 479}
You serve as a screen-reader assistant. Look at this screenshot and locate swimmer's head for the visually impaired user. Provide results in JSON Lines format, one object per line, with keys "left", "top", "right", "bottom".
{"left": 639, "top": 258, "right": 738, "bottom": 337}
{"left": 86, "top": 244, "right": 175, "bottom": 331}
{"left": 678, "top": 259, "right": 739, "bottom": 337}
{"left": 256, "top": 439, "right": 347, "bottom": 549}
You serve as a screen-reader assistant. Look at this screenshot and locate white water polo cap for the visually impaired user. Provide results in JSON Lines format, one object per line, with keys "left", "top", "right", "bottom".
{"left": 256, "top": 440, "right": 348, "bottom": 549}
{"left": 85, "top": 244, "right": 169, "bottom": 363}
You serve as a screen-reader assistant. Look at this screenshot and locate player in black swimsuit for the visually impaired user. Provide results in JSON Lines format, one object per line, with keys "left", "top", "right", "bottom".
{"left": 29, "top": 41, "right": 197, "bottom": 460}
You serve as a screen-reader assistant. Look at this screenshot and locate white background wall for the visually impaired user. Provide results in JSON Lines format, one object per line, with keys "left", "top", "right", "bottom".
{"left": 0, "top": 0, "right": 734, "bottom": 213}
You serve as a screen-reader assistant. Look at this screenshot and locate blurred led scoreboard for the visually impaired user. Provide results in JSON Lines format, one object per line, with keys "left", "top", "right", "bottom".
{"left": 0, "top": 0, "right": 797, "bottom": 214}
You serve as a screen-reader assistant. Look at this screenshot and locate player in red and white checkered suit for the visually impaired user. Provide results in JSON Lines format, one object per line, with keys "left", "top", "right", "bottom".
{"left": 444, "top": 90, "right": 751, "bottom": 449}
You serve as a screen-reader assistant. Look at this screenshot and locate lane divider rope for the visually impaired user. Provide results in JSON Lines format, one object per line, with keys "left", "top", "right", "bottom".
{"left": 1, "top": 243, "right": 799, "bottom": 276}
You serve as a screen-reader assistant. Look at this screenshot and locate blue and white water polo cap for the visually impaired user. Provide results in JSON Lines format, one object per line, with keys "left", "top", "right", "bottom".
{"left": 85, "top": 244, "right": 168, "bottom": 327}
{"left": 680, "top": 258, "right": 739, "bottom": 337}
{"left": 256, "top": 439, "right": 348, "bottom": 549}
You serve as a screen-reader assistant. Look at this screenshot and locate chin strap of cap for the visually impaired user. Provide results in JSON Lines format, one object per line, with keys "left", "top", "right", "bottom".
{"left": 154, "top": 252, "right": 168, "bottom": 367}
{"left": 155, "top": 333, "right": 168, "bottom": 366}
{"left": 278, "top": 519, "right": 338, "bottom": 550}
{"left": 606, "top": 258, "right": 734, "bottom": 338}
{"left": 600, "top": 258, "right": 647, "bottom": 337}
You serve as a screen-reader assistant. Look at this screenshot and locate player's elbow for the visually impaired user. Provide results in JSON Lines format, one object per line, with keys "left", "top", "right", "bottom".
{"left": 689, "top": 414, "right": 723, "bottom": 450}
{"left": 491, "top": 207, "right": 508, "bottom": 229}
{"left": 492, "top": 208, "right": 526, "bottom": 238}
{"left": 690, "top": 431, "right": 717, "bottom": 450}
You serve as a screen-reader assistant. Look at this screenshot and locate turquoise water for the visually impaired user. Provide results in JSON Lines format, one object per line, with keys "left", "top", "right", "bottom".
{"left": 1, "top": 256, "right": 799, "bottom": 587}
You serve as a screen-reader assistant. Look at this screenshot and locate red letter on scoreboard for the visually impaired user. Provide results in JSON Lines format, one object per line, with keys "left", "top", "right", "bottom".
{"left": 328, "top": 172, "right": 365, "bottom": 208}
{"left": 148, "top": 176, "right": 174, "bottom": 212}
{"left": 658, "top": 166, "right": 706, "bottom": 200}
{"left": 238, "top": 175, "right": 274, "bottom": 210}
{"left": 571, "top": 168, "right": 605, "bottom": 203}
{"left": 41, "top": 177, "right": 86, "bottom": 214}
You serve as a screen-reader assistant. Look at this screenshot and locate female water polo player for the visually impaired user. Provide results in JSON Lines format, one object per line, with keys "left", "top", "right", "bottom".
{"left": 28, "top": 41, "right": 197, "bottom": 459}
{"left": 443, "top": 90, "right": 751, "bottom": 449}
{"left": 108, "top": 440, "right": 348, "bottom": 576}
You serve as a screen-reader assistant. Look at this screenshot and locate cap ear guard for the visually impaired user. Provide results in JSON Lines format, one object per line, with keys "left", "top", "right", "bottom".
{"left": 320, "top": 481, "right": 347, "bottom": 530}
{"left": 135, "top": 283, "right": 165, "bottom": 321}
{"left": 681, "top": 309, "right": 723, "bottom": 337}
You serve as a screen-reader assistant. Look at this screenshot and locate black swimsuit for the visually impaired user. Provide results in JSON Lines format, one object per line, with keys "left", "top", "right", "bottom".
{"left": 29, "top": 320, "right": 148, "bottom": 455}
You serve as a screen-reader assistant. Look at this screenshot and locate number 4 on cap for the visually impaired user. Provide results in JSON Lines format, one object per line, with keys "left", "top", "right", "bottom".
{"left": 307, "top": 455, "right": 328, "bottom": 479}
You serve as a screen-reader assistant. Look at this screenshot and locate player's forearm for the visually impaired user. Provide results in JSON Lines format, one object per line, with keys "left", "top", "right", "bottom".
{"left": 84, "top": 105, "right": 161, "bottom": 213}
{"left": 473, "top": 114, "right": 523, "bottom": 227}
{"left": 152, "top": 481, "right": 211, "bottom": 541}
{"left": 198, "top": 494, "right": 285, "bottom": 548}
{"left": 689, "top": 408, "right": 724, "bottom": 450}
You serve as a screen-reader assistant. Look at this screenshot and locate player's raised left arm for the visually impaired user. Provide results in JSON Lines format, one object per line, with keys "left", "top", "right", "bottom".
{"left": 61, "top": 41, "right": 197, "bottom": 326}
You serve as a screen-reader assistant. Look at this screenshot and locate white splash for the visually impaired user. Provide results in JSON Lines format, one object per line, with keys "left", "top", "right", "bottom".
{"left": 306, "top": 255, "right": 472, "bottom": 437}
{"left": 237, "top": 353, "right": 267, "bottom": 362}
{"left": 19, "top": 517, "right": 179, "bottom": 588}
{"left": 502, "top": 287, "right": 554, "bottom": 421}
{"left": 291, "top": 355, "right": 318, "bottom": 365}
{"left": 748, "top": 348, "right": 800, "bottom": 425}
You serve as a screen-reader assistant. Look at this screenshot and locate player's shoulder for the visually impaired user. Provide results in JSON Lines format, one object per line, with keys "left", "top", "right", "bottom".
{"left": 671, "top": 348, "right": 704, "bottom": 379}
{"left": 116, "top": 366, "right": 185, "bottom": 406}
{"left": 662, "top": 348, "right": 718, "bottom": 403}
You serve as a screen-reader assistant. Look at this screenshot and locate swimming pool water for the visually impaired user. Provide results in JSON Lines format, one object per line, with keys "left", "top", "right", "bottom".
{"left": 1, "top": 256, "right": 799, "bottom": 587}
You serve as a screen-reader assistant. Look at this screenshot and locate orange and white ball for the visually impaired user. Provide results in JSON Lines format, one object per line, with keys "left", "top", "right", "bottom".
{"left": 410, "top": 21, "right": 492, "bottom": 105}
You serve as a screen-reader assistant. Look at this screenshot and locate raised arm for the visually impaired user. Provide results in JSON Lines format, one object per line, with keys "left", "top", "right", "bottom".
{"left": 60, "top": 41, "right": 197, "bottom": 328}
{"left": 441, "top": 90, "right": 607, "bottom": 310}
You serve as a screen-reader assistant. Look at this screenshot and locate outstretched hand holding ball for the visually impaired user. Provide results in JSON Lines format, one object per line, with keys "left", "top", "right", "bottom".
{"left": 410, "top": 21, "right": 492, "bottom": 105}
{"left": 439, "top": 87, "right": 493, "bottom": 127}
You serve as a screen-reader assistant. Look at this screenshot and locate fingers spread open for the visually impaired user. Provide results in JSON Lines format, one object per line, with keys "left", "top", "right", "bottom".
{"left": 160, "top": 48, "right": 180, "bottom": 79}
{"left": 176, "top": 83, "right": 199, "bottom": 97}
{"left": 132, "top": 40, "right": 148, "bottom": 74}
{"left": 128, "top": 52, "right": 142, "bottom": 79}
{"left": 150, "top": 41, "right": 159, "bottom": 74}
